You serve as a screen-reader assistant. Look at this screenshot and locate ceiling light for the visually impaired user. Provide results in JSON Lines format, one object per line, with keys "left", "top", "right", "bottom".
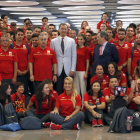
{"left": 67, "top": 16, "right": 101, "bottom": 19}
{"left": 118, "top": 0, "right": 140, "bottom": 4}
{"left": 31, "top": 19, "right": 60, "bottom": 23}
{"left": 10, "top": 12, "right": 51, "bottom": 15}
{"left": 1, "top": 7, "right": 46, "bottom": 11}
{"left": 70, "top": 0, "right": 87, "bottom": 2}
{"left": 19, "top": 16, "right": 57, "bottom": 19}
{"left": 63, "top": 11, "right": 104, "bottom": 15}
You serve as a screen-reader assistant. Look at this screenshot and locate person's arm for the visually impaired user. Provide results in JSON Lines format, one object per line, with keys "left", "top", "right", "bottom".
{"left": 51, "top": 107, "right": 59, "bottom": 114}
{"left": 111, "top": 45, "right": 119, "bottom": 64}
{"left": 12, "top": 62, "right": 18, "bottom": 84}
{"left": 84, "top": 101, "right": 96, "bottom": 112}
{"left": 28, "top": 62, "right": 34, "bottom": 82}
{"left": 118, "top": 61, "right": 127, "bottom": 71}
{"left": 52, "top": 63, "right": 57, "bottom": 83}
{"left": 96, "top": 29, "right": 100, "bottom": 33}
{"left": 27, "top": 101, "right": 34, "bottom": 111}
{"left": 133, "top": 96, "right": 140, "bottom": 105}
{"left": 105, "top": 95, "right": 115, "bottom": 103}
{"left": 127, "top": 58, "right": 132, "bottom": 81}
{"left": 96, "top": 102, "right": 106, "bottom": 109}
{"left": 84, "top": 59, "right": 89, "bottom": 79}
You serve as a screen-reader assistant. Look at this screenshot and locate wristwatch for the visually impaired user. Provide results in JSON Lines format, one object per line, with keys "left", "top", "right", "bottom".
{"left": 53, "top": 74, "right": 57, "bottom": 76}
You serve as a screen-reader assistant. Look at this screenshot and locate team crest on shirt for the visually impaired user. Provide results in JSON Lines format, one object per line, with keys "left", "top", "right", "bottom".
{"left": 47, "top": 50, "right": 50, "bottom": 55}
{"left": 23, "top": 45, "right": 26, "bottom": 50}
{"left": 96, "top": 98, "right": 99, "bottom": 103}
{"left": 103, "top": 80, "right": 106, "bottom": 83}
{"left": 125, "top": 44, "right": 128, "bottom": 48}
{"left": 132, "top": 43, "right": 134, "bottom": 47}
{"left": 9, "top": 52, "right": 12, "bottom": 56}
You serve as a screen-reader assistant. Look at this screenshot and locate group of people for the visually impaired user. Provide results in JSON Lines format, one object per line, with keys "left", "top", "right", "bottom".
{"left": 0, "top": 13, "right": 140, "bottom": 130}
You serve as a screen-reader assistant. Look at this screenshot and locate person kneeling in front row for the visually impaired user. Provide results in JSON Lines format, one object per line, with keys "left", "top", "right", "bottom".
{"left": 83, "top": 81, "right": 106, "bottom": 127}
{"left": 50, "top": 77, "right": 84, "bottom": 130}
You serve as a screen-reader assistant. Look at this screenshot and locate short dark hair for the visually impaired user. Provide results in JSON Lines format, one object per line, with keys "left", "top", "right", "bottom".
{"left": 116, "top": 20, "right": 123, "bottom": 24}
{"left": 86, "top": 30, "right": 93, "bottom": 35}
{"left": 9, "top": 31, "right": 15, "bottom": 40}
{"left": 32, "top": 34, "right": 39, "bottom": 38}
{"left": 15, "top": 82, "right": 24, "bottom": 90}
{"left": 26, "top": 21, "right": 32, "bottom": 26}
{"left": 0, "top": 19, "right": 3, "bottom": 22}
{"left": 92, "top": 33, "right": 97, "bottom": 36}
{"left": 2, "top": 27, "right": 8, "bottom": 32}
{"left": 109, "top": 76, "right": 118, "bottom": 83}
{"left": 1, "top": 15, "right": 7, "bottom": 19}
{"left": 16, "top": 28, "right": 24, "bottom": 34}
{"left": 52, "top": 30, "right": 60, "bottom": 36}
{"left": 24, "top": 18, "right": 30, "bottom": 23}
{"left": 59, "top": 23, "right": 67, "bottom": 29}
{"left": 118, "top": 28, "right": 126, "bottom": 34}
{"left": 102, "top": 13, "right": 108, "bottom": 17}
{"left": 126, "top": 26, "right": 135, "bottom": 32}
{"left": 106, "top": 27, "right": 113, "bottom": 33}
{"left": 26, "top": 28, "right": 33, "bottom": 32}
{"left": 42, "top": 17, "right": 48, "bottom": 21}
{"left": 48, "top": 24, "right": 55, "bottom": 28}
{"left": 34, "top": 26, "right": 41, "bottom": 30}
{"left": 10, "top": 22, "right": 16, "bottom": 27}
{"left": 129, "top": 23, "right": 136, "bottom": 30}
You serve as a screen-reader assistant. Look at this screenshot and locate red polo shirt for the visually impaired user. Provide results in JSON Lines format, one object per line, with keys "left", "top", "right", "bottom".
{"left": 109, "top": 38, "right": 114, "bottom": 44}
{"left": 128, "top": 46, "right": 140, "bottom": 75}
{"left": 13, "top": 42, "right": 29, "bottom": 71}
{"left": 22, "top": 27, "right": 26, "bottom": 33}
{"left": 125, "top": 37, "right": 134, "bottom": 47}
{"left": 47, "top": 38, "right": 51, "bottom": 48}
{"left": 114, "top": 33, "right": 119, "bottom": 42}
{"left": 41, "top": 26, "right": 44, "bottom": 30}
{"left": 97, "top": 21, "right": 109, "bottom": 29}
{"left": 50, "top": 90, "right": 58, "bottom": 100}
{"left": 76, "top": 46, "right": 90, "bottom": 71}
{"left": 90, "top": 74, "right": 109, "bottom": 90}
{"left": 29, "top": 46, "right": 57, "bottom": 81}
{"left": 114, "top": 41, "right": 132, "bottom": 72}
{"left": 0, "top": 47, "right": 18, "bottom": 79}
{"left": 89, "top": 43, "right": 95, "bottom": 64}
{"left": 30, "top": 94, "right": 56, "bottom": 114}
{"left": 11, "top": 92, "right": 25, "bottom": 103}
{"left": 118, "top": 73, "right": 127, "bottom": 86}
{"left": 55, "top": 91, "right": 81, "bottom": 116}
{"left": 103, "top": 87, "right": 114, "bottom": 97}
{"left": 6, "top": 24, "right": 11, "bottom": 30}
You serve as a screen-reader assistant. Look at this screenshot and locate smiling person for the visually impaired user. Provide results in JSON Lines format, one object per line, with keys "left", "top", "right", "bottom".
{"left": 108, "top": 62, "right": 127, "bottom": 87}
{"left": 50, "top": 77, "right": 84, "bottom": 130}
{"left": 84, "top": 81, "right": 106, "bottom": 127}
{"left": 78, "top": 21, "right": 88, "bottom": 35}
{"left": 74, "top": 34, "right": 89, "bottom": 107}
{"left": 90, "top": 65, "right": 109, "bottom": 91}
{"left": 27, "top": 79, "right": 56, "bottom": 127}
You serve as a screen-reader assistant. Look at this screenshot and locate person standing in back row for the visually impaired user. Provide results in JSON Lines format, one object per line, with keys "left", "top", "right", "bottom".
{"left": 50, "top": 23, "right": 77, "bottom": 95}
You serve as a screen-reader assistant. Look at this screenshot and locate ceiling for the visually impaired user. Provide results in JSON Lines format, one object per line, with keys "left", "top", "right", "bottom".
{"left": 0, "top": 0, "right": 140, "bottom": 32}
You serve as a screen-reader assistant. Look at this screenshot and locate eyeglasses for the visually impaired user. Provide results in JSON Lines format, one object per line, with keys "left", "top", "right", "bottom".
{"left": 118, "top": 33, "right": 125, "bottom": 35}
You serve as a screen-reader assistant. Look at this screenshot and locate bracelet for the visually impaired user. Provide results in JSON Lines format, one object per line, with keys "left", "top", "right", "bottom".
{"left": 53, "top": 74, "right": 57, "bottom": 76}
{"left": 96, "top": 105, "right": 98, "bottom": 109}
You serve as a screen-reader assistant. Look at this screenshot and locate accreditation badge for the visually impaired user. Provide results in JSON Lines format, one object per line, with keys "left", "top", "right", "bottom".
{"left": 47, "top": 50, "right": 50, "bottom": 55}
{"left": 23, "top": 45, "right": 26, "bottom": 50}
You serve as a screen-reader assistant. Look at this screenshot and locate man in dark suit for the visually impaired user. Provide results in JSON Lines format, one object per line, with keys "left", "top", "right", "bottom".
{"left": 92, "top": 31, "right": 119, "bottom": 76}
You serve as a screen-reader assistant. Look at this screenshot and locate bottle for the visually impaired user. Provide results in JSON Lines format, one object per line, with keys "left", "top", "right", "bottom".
{"left": 126, "top": 117, "right": 131, "bottom": 131}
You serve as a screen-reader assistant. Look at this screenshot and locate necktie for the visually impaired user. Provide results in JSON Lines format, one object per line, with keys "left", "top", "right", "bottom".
{"left": 61, "top": 38, "right": 64, "bottom": 54}
{"left": 99, "top": 45, "right": 102, "bottom": 55}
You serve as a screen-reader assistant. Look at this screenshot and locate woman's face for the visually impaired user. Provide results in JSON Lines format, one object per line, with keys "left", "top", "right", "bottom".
{"left": 108, "top": 64, "right": 115, "bottom": 76}
{"left": 96, "top": 65, "right": 104, "bottom": 77}
{"left": 77, "top": 36, "right": 85, "bottom": 46}
{"left": 42, "top": 84, "right": 50, "bottom": 96}
{"left": 64, "top": 79, "right": 73, "bottom": 91}
{"left": 82, "top": 22, "right": 88, "bottom": 29}
{"left": 92, "top": 82, "right": 100, "bottom": 93}
{"left": 6, "top": 85, "right": 12, "bottom": 96}
{"left": 48, "top": 82, "right": 53, "bottom": 90}
{"left": 16, "top": 85, "right": 24, "bottom": 94}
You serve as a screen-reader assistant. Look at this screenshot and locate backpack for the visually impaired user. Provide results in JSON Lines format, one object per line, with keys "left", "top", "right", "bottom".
{"left": 5, "top": 103, "right": 18, "bottom": 124}
{"left": 20, "top": 116, "right": 41, "bottom": 130}
{"left": 108, "top": 107, "right": 133, "bottom": 133}
{"left": 0, "top": 103, "right": 5, "bottom": 126}
{"left": 10, "top": 43, "right": 29, "bottom": 53}
{"left": 13, "top": 94, "right": 23, "bottom": 113}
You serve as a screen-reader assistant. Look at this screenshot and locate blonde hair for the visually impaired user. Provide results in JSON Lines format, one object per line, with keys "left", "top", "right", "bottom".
{"left": 81, "top": 21, "right": 88, "bottom": 30}
{"left": 64, "top": 77, "right": 78, "bottom": 108}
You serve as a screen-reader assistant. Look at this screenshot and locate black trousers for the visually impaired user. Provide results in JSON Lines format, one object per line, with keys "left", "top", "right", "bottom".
{"left": 56, "top": 68, "right": 67, "bottom": 95}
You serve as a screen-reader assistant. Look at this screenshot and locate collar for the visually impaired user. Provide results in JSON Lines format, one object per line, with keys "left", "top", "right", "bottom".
{"left": 64, "top": 90, "right": 73, "bottom": 96}
{"left": 102, "top": 41, "right": 108, "bottom": 46}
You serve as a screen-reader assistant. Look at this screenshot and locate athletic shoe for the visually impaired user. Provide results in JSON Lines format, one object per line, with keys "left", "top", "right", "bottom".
{"left": 72, "top": 123, "right": 80, "bottom": 130}
{"left": 92, "top": 119, "right": 98, "bottom": 127}
{"left": 42, "top": 122, "right": 51, "bottom": 128}
{"left": 50, "top": 123, "right": 61, "bottom": 130}
{"left": 97, "top": 119, "right": 104, "bottom": 127}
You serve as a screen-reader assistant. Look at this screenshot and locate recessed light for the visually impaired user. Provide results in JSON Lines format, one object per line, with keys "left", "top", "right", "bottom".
{"left": 70, "top": 0, "right": 87, "bottom": 3}
{"left": 10, "top": 12, "right": 51, "bottom": 15}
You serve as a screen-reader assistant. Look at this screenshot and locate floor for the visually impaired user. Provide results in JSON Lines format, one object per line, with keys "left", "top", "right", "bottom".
{"left": 0, "top": 124, "right": 140, "bottom": 140}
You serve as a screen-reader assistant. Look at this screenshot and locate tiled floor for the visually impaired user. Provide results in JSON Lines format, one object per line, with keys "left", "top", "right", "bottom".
{"left": 0, "top": 124, "right": 140, "bottom": 140}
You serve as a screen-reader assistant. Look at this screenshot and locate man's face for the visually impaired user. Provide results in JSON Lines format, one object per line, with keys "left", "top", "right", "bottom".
{"left": 116, "top": 21, "right": 122, "bottom": 28}
{"left": 126, "top": 27, "right": 134, "bottom": 37}
{"left": 0, "top": 21, "right": 3, "bottom": 28}
{"left": 16, "top": 31, "right": 24, "bottom": 41}
{"left": 67, "top": 24, "right": 70, "bottom": 33}
{"left": 100, "top": 24, "right": 106, "bottom": 31}
{"left": 3, "top": 16, "right": 8, "bottom": 24}
{"left": 48, "top": 26, "right": 55, "bottom": 36}
{"left": 107, "top": 30, "right": 113, "bottom": 39}
{"left": 34, "top": 28, "right": 41, "bottom": 35}
{"left": 11, "top": 26, "right": 17, "bottom": 33}
{"left": 39, "top": 36, "right": 48, "bottom": 47}
{"left": 59, "top": 25, "right": 67, "bottom": 36}
{"left": 109, "top": 78, "right": 119, "bottom": 89}
{"left": 27, "top": 23, "right": 33, "bottom": 29}
{"left": 42, "top": 19, "right": 48, "bottom": 26}
{"left": 69, "top": 30, "right": 76, "bottom": 39}
{"left": 102, "top": 14, "right": 108, "bottom": 21}
{"left": 26, "top": 30, "right": 33, "bottom": 40}
{"left": 32, "top": 37, "right": 39, "bottom": 47}
{"left": 86, "top": 33, "right": 92, "bottom": 42}
{"left": 1, "top": 37, "right": 9, "bottom": 47}
{"left": 118, "top": 31, "right": 125, "bottom": 41}
{"left": 91, "top": 35, "right": 98, "bottom": 45}
{"left": 85, "top": 27, "right": 91, "bottom": 32}
{"left": 136, "top": 26, "right": 140, "bottom": 34}
{"left": 136, "top": 34, "right": 140, "bottom": 45}
{"left": 97, "top": 33, "right": 103, "bottom": 45}
{"left": 2, "top": 29, "right": 7, "bottom": 35}
{"left": 52, "top": 32, "right": 59, "bottom": 39}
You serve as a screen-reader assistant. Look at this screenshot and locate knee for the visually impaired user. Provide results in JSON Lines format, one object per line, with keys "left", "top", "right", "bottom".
{"left": 78, "top": 111, "right": 85, "bottom": 120}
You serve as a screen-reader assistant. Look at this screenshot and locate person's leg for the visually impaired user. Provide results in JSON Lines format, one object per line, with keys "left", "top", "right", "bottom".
{"left": 22, "top": 73, "right": 29, "bottom": 96}
{"left": 61, "top": 111, "right": 84, "bottom": 130}
{"left": 50, "top": 113, "right": 65, "bottom": 124}
{"left": 84, "top": 109, "right": 95, "bottom": 123}
{"left": 95, "top": 102, "right": 103, "bottom": 119}
{"left": 74, "top": 71, "right": 80, "bottom": 97}
{"left": 17, "top": 112, "right": 24, "bottom": 121}
{"left": 40, "top": 113, "right": 50, "bottom": 122}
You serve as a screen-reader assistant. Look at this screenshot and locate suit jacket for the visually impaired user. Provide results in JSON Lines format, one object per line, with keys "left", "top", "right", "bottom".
{"left": 92, "top": 42, "right": 119, "bottom": 76}
{"left": 50, "top": 36, "right": 77, "bottom": 76}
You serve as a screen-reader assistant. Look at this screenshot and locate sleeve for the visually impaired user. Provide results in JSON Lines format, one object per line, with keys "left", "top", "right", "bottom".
{"left": 97, "top": 22, "right": 100, "bottom": 29}
{"left": 128, "top": 47, "right": 132, "bottom": 58}
{"left": 85, "top": 48, "right": 90, "bottom": 60}
{"left": 126, "top": 88, "right": 131, "bottom": 96}
{"left": 13, "top": 50, "right": 18, "bottom": 62}
{"left": 55, "top": 96, "right": 61, "bottom": 108}
{"left": 103, "top": 88, "right": 108, "bottom": 96}
{"left": 53, "top": 91, "right": 58, "bottom": 99}
{"left": 111, "top": 44, "right": 119, "bottom": 64}
{"left": 84, "top": 92, "right": 89, "bottom": 102}
{"left": 75, "top": 94, "right": 82, "bottom": 107}
{"left": 30, "top": 95, "right": 36, "bottom": 104}
{"left": 90, "top": 76, "right": 95, "bottom": 85}
{"left": 28, "top": 50, "right": 34, "bottom": 63}
{"left": 100, "top": 96, "right": 105, "bottom": 103}
{"left": 51, "top": 50, "right": 57, "bottom": 64}
{"left": 121, "top": 73, "right": 127, "bottom": 84}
